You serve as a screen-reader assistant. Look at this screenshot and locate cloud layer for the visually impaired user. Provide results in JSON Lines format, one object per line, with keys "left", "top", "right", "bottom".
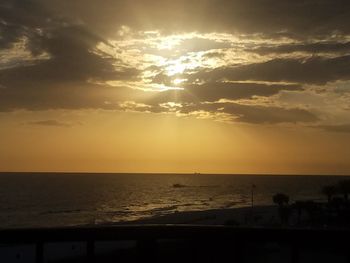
{"left": 1, "top": 0, "right": 350, "bottom": 127}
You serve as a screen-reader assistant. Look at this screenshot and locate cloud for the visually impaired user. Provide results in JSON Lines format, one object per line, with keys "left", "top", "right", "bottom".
{"left": 0, "top": 1, "right": 140, "bottom": 111}
{"left": 121, "top": 100, "right": 318, "bottom": 124}
{"left": 0, "top": 0, "right": 49, "bottom": 50}
{"left": 178, "top": 102, "right": 318, "bottom": 124}
{"left": 318, "top": 124, "right": 350, "bottom": 133}
{"left": 0, "top": 82, "right": 142, "bottom": 111}
{"left": 185, "top": 82, "right": 303, "bottom": 101}
{"left": 189, "top": 56, "right": 350, "bottom": 85}
{"left": 203, "top": 52, "right": 225, "bottom": 59}
{"left": 0, "top": 26, "right": 139, "bottom": 82}
{"left": 175, "top": 38, "right": 232, "bottom": 54}
{"left": 147, "top": 82, "right": 302, "bottom": 103}
{"left": 38, "top": 0, "right": 350, "bottom": 38}
{"left": 248, "top": 42, "right": 350, "bottom": 55}
{"left": 25, "top": 119, "right": 72, "bottom": 127}
{"left": 0, "top": 0, "right": 348, "bottom": 127}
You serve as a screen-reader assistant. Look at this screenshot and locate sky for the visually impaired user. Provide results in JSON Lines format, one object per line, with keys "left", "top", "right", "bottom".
{"left": 1, "top": 0, "right": 350, "bottom": 174}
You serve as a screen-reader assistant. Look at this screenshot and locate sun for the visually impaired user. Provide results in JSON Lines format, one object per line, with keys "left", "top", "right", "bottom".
{"left": 166, "top": 60, "right": 187, "bottom": 76}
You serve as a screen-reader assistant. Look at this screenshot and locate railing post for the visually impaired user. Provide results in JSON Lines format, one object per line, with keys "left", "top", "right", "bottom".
{"left": 87, "top": 240, "right": 95, "bottom": 263}
{"left": 233, "top": 240, "right": 245, "bottom": 263}
{"left": 291, "top": 243, "right": 299, "bottom": 263}
{"left": 36, "top": 242, "right": 43, "bottom": 263}
{"left": 137, "top": 238, "right": 157, "bottom": 261}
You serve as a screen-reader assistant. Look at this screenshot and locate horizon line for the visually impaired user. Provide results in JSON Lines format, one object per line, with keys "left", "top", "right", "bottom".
{"left": 0, "top": 171, "right": 350, "bottom": 177}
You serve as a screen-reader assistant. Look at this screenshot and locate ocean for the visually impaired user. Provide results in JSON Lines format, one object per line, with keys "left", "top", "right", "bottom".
{"left": 0, "top": 173, "right": 347, "bottom": 228}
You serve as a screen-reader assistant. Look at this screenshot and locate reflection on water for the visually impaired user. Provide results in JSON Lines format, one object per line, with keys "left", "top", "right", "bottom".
{"left": 0, "top": 173, "right": 347, "bottom": 228}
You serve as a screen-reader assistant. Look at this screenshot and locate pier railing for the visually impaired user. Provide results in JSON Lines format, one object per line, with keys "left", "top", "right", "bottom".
{"left": 0, "top": 225, "right": 349, "bottom": 263}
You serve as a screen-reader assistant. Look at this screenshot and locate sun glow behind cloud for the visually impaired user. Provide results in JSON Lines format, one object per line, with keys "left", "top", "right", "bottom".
{"left": 90, "top": 26, "right": 350, "bottom": 129}
{"left": 96, "top": 30, "right": 221, "bottom": 92}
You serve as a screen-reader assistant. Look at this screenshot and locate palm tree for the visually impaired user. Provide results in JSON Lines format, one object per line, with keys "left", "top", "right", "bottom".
{"left": 273, "top": 193, "right": 289, "bottom": 206}
{"left": 321, "top": 185, "right": 337, "bottom": 203}
{"left": 337, "top": 180, "right": 350, "bottom": 201}
{"left": 273, "top": 193, "right": 290, "bottom": 225}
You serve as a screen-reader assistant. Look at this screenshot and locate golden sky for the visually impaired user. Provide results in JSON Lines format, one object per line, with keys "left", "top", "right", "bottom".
{"left": 1, "top": 0, "right": 350, "bottom": 174}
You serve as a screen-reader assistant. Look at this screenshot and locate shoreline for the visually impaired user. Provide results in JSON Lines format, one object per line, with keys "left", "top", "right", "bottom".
{"left": 113, "top": 205, "right": 279, "bottom": 226}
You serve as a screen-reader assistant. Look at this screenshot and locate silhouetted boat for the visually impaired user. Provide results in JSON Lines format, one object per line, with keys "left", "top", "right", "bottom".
{"left": 172, "top": 183, "right": 186, "bottom": 188}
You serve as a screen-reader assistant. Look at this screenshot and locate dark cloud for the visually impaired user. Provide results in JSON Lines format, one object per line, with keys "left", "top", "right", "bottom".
{"left": 248, "top": 42, "right": 350, "bottom": 55}
{"left": 0, "top": 0, "right": 140, "bottom": 82}
{"left": 3, "top": 0, "right": 350, "bottom": 53}
{"left": 0, "top": 42, "right": 139, "bottom": 111}
{"left": 185, "top": 82, "right": 302, "bottom": 101}
{"left": 1, "top": 79, "right": 301, "bottom": 112}
{"left": 177, "top": 102, "right": 318, "bottom": 124}
{"left": 318, "top": 124, "right": 350, "bottom": 133}
{"left": 147, "top": 82, "right": 302, "bottom": 103}
{"left": 189, "top": 56, "right": 350, "bottom": 85}
{"left": 0, "top": 26, "right": 139, "bottom": 82}
{"left": 25, "top": 119, "right": 71, "bottom": 127}
{"left": 0, "top": 0, "right": 49, "bottom": 49}
{"left": 0, "top": 82, "right": 139, "bottom": 111}
{"left": 39, "top": 0, "right": 350, "bottom": 38}
{"left": 0, "top": 0, "right": 140, "bottom": 111}
{"left": 118, "top": 99, "right": 318, "bottom": 124}
{"left": 228, "top": 105, "right": 318, "bottom": 124}
{"left": 127, "top": 100, "right": 318, "bottom": 124}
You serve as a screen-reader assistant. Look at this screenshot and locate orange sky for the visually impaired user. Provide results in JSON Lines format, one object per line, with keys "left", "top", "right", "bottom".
{"left": 1, "top": 110, "right": 350, "bottom": 174}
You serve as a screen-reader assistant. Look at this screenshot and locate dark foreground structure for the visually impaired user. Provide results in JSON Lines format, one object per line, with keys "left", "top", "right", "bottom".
{"left": 0, "top": 225, "right": 349, "bottom": 263}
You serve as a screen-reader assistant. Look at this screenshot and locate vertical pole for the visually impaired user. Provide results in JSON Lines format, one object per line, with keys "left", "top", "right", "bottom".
{"left": 234, "top": 240, "right": 245, "bottom": 263}
{"left": 87, "top": 240, "right": 95, "bottom": 263}
{"left": 250, "top": 184, "right": 255, "bottom": 224}
{"left": 251, "top": 184, "right": 255, "bottom": 224}
{"left": 291, "top": 243, "right": 299, "bottom": 263}
{"left": 251, "top": 184, "right": 254, "bottom": 209}
{"left": 36, "top": 242, "right": 43, "bottom": 263}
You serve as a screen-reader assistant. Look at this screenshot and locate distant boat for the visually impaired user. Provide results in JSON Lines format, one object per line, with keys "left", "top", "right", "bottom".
{"left": 194, "top": 172, "right": 201, "bottom": 175}
{"left": 173, "top": 183, "right": 186, "bottom": 188}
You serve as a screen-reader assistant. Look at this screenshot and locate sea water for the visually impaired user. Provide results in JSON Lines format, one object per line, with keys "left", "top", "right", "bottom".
{"left": 0, "top": 173, "right": 346, "bottom": 228}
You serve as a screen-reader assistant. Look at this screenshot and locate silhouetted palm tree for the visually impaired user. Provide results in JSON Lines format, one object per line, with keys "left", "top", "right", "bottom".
{"left": 321, "top": 185, "right": 337, "bottom": 203}
{"left": 273, "top": 193, "right": 290, "bottom": 225}
{"left": 272, "top": 193, "right": 289, "bottom": 206}
{"left": 338, "top": 180, "right": 350, "bottom": 201}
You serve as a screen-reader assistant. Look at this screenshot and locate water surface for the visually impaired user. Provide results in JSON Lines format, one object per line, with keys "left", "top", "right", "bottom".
{"left": 0, "top": 173, "right": 346, "bottom": 228}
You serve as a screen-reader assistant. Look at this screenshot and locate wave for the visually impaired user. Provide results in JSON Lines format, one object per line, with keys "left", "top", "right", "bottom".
{"left": 41, "top": 209, "right": 82, "bottom": 215}
{"left": 145, "top": 205, "right": 179, "bottom": 215}
{"left": 172, "top": 184, "right": 219, "bottom": 188}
